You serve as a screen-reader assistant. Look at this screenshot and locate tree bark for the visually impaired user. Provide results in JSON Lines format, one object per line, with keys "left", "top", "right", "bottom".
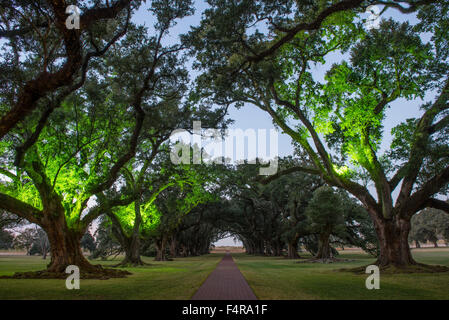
{"left": 155, "top": 236, "right": 167, "bottom": 261}
{"left": 274, "top": 242, "right": 282, "bottom": 256}
{"left": 45, "top": 226, "right": 95, "bottom": 273}
{"left": 169, "top": 236, "right": 177, "bottom": 258}
{"left": 415, "top": 240, "right": 421, "bottom": 248}
{"left": 372, "top": 214, "right": 416, "bottom": 267}
{"left": 255, "top": 240, "right": 265, "bottom": 255}
{"left": 40, "top": 211, "right": 101, "bottom": 273}
{"left": 315, "top": 230, "right": 332, "bottom": 260}
{"left": 287, "top": 236, "right": 301, "bottom": 259}
{"left": 119, "top": 235, "right": 145, "bottom": 266}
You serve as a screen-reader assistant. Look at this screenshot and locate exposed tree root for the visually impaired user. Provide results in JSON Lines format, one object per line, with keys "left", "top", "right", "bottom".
{"left": 112, "top": 259, "right": 150, "bottom": 268}
{"left": 295, "top": 258, "right": 354, "bottom": 264}
{"left": 154, "top": 257, "right": 173, "bottom": 261}
{"left": 0, "top": 266, "right": 131, "bottom": 280}
{"left": 340, "top": 262, "right": 449, "bottom": 274}
{"left": 284, "top": 256, "right": 303, "bottom": 260}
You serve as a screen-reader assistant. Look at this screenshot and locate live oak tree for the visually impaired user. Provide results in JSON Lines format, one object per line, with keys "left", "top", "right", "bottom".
{"left": 0, "top": 210, "right": 23, "bottom": 230}
{"left": 151, "top": 157, "right": 218, "bottom": 261}
{"left": 410, "top": 207, "right": 449, "bottom": 247}
{"left": 101, "top": 90, "right": 228, "bottom": 266}
{"left": 89, "top": 216, "right": 123, "bottom": 260}
{"left": 189, "top": 1, "right": 449, "bottom": 270}
{"left": 262, "top": 156, "right": 323, "bottom": 258}
{"left": 193, "top": 158, "right": 374, "bottom": 258}
{"left": 13, "top": 228, "right": 38, "bottom": 256}
{"left": 0, "top": 1, "right": 194, "bottom": 276}
{"left": 306, "top": 186, "right": 345, "bottom": 260}
{"left": 104, "top": 159, "right": 208, "bottom": 265}
{"left": 81, "top": 231, "right": 96, "bottom": 253}
{"left": 206, "top": 159, "right": 313, "bottom": 257}
{"left": 0, "top": 0, "right": 143, "bottom": 139}
{"left": 0, "top": 93, "right": 142, "bottom": 276}
{"left": 338, "top": 190, "right": 379, "bottom": 256}
{"left": 174, "top": 204, "right": 221, "bottom": 257}
{"left": 0, "top": 228, "right": 14, "bottom": 250}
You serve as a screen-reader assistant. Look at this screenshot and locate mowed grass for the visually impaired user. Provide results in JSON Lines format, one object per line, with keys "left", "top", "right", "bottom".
{"left": 0, "top": 254, "right": 222, "bottom": 300}
{"left": 1, "top": 249, "right": 448, "bottom": 300}
{"left": 233, "top": 248, "right": 449, "bottom": 300}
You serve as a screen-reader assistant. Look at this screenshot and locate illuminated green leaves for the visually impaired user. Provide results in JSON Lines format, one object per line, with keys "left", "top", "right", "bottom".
{"left": 112, "top": 202, "right": 161, "bottom": 237}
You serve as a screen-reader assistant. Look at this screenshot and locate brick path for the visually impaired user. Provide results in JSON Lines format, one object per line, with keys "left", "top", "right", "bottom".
{"left": 191, "top": 253, "right": 257, "bottom": 300}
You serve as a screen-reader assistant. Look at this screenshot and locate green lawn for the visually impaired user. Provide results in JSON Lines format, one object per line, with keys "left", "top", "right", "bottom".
{"left": 1, "top": 249, "right": 448, "bottom": 300}
{"left": 233, "top": 248, "right": 449, "bottom": 300}
{"left": 0, "top": 254, "right": 222, "bottom": 300}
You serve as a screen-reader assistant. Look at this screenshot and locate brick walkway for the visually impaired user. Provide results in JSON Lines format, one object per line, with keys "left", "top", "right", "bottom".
{"left": 191, "top": 253, "right": 257, "bottom": 300}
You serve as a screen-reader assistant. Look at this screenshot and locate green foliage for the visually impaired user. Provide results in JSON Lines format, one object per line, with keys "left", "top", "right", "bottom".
{"left": 81, "top": 231, "right": 96, "bottom": 252}
{"left": 306, "top": 186, "right": 345, "bottom": 235}
{"left": 410, "top": 208, "right": 449, "bottom": 246}
{"left": 90, "top": 217, "right": 122, "bottom": 260}
{"left": 322, "top": 20, "right": 436, "bottom": 168}
{"left": 0, "top": 229, "right": 14, "bottom": 250}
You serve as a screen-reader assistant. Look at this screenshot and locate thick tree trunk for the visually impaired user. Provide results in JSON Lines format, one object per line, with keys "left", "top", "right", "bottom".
{"left": 41, "top": 212, "right": 117, "bottom": 276}
{"left": 274, "top": 242, "right": 282, "bottom": 256}
{"left": 119, "top": 234, "right": 145, "bottom": 266}
{"left": 265, "top": 242, "right": 272, "bottom": 256}
{"left": 180, "top": 244, "right": 188, "bottom": 257}
{"left": 287, "top": 240, "right": 300, "bottom": 259}
{"left": 315, "top": 231, "right": 332, "bottom": 260}
{"left": 155, "top": 237, "right": 168, "bottom": 261}
{"left": 45, "top": 225, "right": 96, "bottom": 273}
{"left": 169, "top": 236, "right": 177, "bottom": 258}
{"left": 109, "top": 201, "right": 145, "bottom": 266}
{"left": 255, "top": 240, "right": 265, "bottom": 255}
{"left": 372, "top": 215, "right": 416, "bottom": 268}
{"left": 7, "top": 202, "right": 129, "bottom": 278}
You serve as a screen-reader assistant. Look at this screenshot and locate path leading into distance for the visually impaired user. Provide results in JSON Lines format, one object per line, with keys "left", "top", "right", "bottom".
{"left": 191, "top": 253, "right": 257, "bottom": 300}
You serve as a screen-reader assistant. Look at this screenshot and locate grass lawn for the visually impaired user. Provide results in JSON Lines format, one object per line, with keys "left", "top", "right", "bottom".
{"left": 233, "top": 248, "right": 449, "bottom": 300}
{"left": 1, "top": 249, "right": 448, "bottom": 300}
{"left": 0, "top": 254, "right": 222, "bottom": 300}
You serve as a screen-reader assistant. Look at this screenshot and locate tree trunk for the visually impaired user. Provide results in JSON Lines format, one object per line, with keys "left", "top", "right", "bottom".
{"left": 415, "top": 240, "right": 421, "bottom": 248}
{"left": 10, "top": 204, "right": 129, "bottom": 278}
{"left": 180, "top": 244, "right": 187, "bottom": 257}
{"left": 119, "top": 234, "right": 145, "bottom": 266}
{"left": 169, "top": 236, "right": 177, "bottom": 258}
{"left": 155, "top": 236, "right": 167, "bottom": 261}
{"left": 46, "top": 226, "right": 96, "bottom": 273}
{"left": 287, "top": 240, "right": 300, "bottom": 259}
{"left": 274, "top": 242, "right": 282, "bottom": 256}
{"left": 39, "top": 211, "right": 101, "bottom": 274}
{"left": 315, "top": 230, "right": 332, "bottom": 259}
{"left": 372, "top": 214, "right": 416, "bottom": 268}
{"left": 433, "top": 241, "right": 438, "bottom": 248}
{"left": 265, "top": 242, "right": 272, "bottom": 256}
{"left": 255, "top": 240, "right": 265, "bottom": 255}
